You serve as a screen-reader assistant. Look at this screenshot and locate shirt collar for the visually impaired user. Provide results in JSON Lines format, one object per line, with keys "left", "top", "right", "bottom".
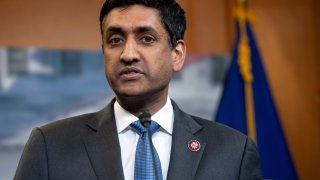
{"left": 114, "top": 96, "right": 174, "bottom": 135}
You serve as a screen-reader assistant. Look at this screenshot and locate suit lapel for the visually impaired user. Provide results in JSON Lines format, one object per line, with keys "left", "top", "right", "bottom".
{"left": 82, "top": 99, "right": 125, "bottom": 180}
{"left": 167, "top": 101, "right": 206, "bottom": 180}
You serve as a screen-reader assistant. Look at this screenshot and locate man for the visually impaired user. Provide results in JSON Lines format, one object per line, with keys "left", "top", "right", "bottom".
{"left": 14, "top": 0, "right": 262, "bottom": 179}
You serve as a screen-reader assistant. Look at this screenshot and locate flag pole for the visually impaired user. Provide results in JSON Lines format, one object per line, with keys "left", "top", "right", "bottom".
{"left": 236, "top": 0, "right": 257, "bottom": 142}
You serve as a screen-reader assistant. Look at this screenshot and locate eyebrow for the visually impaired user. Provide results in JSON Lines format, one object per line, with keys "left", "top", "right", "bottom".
{"left": 135, "top": 26, "right": 156, "bottom": 34}
{"left": 105, "top": 26, "right": 124, "bottom": 35}
{"left": 105, "top": 25, "right": 158, "bottom": 35}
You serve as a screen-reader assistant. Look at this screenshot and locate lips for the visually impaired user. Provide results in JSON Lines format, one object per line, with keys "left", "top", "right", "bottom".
{"left": 120, "top": 67, "right": 142, "bottom": 75}
{"left": 119, "top": 67, "right": 143, "bottom": 80}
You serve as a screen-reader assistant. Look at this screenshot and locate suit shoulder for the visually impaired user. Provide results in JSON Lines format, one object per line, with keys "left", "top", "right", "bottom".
{"left": 39, "top": 112, "right": 96, "bottom": 134}
{"left": 191, "top": 115, "right": 248, "bottom": 142}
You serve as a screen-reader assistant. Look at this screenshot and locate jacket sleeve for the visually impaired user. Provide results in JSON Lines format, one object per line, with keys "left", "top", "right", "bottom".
{"left": 14, "top": 127, "right": 49, "bottom": 180}
{"left": 239, "top": 137, "right": 263, "bottom": 180}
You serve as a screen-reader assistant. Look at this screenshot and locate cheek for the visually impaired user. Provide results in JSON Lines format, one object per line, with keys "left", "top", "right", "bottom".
{"left": 103, "top": 58, "right": 116, "bottom": 82}
{"left": 103, "top": 53, "right": 116, "bottom": 70}
{"left": 154, "top": 58, "right": 174, "bottom": 78}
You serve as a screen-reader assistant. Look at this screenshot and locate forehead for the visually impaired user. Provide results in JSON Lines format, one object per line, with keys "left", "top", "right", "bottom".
{"left": 103, "top": 5, "right": 165, "bottom": 34}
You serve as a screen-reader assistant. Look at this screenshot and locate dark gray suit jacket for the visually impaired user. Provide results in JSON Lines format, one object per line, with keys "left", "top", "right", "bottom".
{"left": 14, "top": 99, "right": 262, "bottom": 180}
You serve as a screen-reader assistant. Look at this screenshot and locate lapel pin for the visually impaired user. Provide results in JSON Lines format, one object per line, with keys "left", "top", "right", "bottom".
{"left": 188, "top": 140, "right": 201, "bottom": 152}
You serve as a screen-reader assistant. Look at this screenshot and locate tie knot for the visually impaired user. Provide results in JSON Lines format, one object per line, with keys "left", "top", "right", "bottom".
{"left": 130, "top": 120, "right": 160, "bottom": 136}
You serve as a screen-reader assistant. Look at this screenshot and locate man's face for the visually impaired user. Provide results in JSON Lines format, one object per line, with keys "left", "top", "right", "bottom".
{"left": 102, "top": 5, "right": 185, "bottom": 100}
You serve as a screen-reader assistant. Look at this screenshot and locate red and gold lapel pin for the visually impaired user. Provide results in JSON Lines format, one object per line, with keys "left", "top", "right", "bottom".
{"left": 188, "top": 140, "right": 201, "bottom": 152}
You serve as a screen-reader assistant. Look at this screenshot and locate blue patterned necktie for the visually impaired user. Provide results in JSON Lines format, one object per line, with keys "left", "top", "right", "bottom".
{"left": 130, "top": 120, "right": 163, "bottom": 180}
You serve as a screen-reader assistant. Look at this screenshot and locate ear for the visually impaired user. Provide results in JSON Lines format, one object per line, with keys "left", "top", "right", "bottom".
{"left": 172, "top": 40, "right": 186, "bottom": 72}
{"left": 101, "top": 44, "right": 105, "bottom": 54}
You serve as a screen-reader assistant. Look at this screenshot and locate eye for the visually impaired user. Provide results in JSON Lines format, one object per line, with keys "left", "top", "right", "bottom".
{"left": 107, "top": 35, "right": 124, "bottom": 46}
{"left": 140, "top": 35, "right": 155, "bottom": 44}
{"left": 109, "top": 38, "right": 123, "bottom": 45}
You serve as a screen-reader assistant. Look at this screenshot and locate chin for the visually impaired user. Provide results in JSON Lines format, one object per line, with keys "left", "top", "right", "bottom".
{"left": 116, "top": 89, "right": 147, "bottom": 98}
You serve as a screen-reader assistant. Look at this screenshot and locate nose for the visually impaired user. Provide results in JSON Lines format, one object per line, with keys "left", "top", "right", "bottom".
{"left": 120, "top": 39, "right": 139, "bottom": 65}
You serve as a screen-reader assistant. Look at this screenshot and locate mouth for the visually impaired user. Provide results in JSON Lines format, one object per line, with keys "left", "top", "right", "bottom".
{"left": 119, "top": 67, "right": 143, "bottom": 80}
{"left": 120, "top": 67, "right": 143, "bottom": 75}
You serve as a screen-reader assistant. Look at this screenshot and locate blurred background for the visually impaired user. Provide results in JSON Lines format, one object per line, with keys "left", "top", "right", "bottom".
{"left": 0, "top": 0, "right": 319, "bottom": 179}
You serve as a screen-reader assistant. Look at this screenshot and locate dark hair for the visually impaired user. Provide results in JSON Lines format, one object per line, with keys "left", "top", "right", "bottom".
{"left": 99, "top": 0, "right": 186, "bottom": 48}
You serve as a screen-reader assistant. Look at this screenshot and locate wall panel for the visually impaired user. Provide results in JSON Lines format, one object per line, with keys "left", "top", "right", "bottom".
{"left": 250, "top": 0, "right": 320, "bottom": 179}
{"left": 0, "top": 0, "right": 103, "bottom": 50}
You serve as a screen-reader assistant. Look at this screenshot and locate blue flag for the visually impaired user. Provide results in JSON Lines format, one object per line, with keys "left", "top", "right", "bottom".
{"left": 215, "top": 8, "right": 297, "bottom": 179}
